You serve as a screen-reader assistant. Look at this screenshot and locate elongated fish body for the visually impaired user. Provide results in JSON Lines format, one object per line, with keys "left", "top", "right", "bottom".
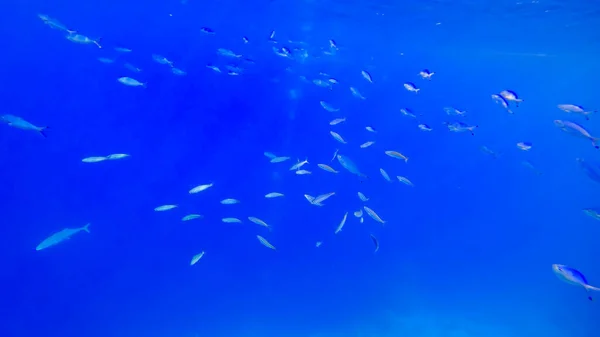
{"left": 336, "top": 154, "right": 366, "bottom": 179}
{"left": 36, "top": 224, "right": 90, "bottom": 251}
{"left": 1, "top": 114, "right": 48, "bottom": 137}
{"left": 557, "top": 104, "right": 596, "bottom": 120}
{"left": 552, "top": 264, "right": 600, "bottom": 300}
{"left": 576, "top": 158, "right": 600, "bottom": 184}
{"left": 554, "top": 120, "right": 599, "bottom": 148}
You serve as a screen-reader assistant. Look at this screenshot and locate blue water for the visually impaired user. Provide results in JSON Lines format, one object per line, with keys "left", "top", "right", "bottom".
{"left": 2, "top": 0, "right": 600, "bottom": 336}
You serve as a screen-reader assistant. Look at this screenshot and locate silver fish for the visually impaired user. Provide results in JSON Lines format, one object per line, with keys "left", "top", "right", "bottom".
{"left": 552, "top": 264, "right": 600, "bottom": 301}
{"left": 1, "top": 114, "right": 48, "bottom": 137}
{"left": 554, "top": 120, "right": 599, "bottom": 148}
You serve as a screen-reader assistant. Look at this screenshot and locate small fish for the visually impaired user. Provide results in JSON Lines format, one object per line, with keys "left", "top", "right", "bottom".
{"left": 124, "top": 63, "right": 142, "bottom": 73}
{"left": 320, "top": 101, "right": 339, "bottom": 112}
{"left": 400, "top": 108, "right": 417, "bottom": 118}
{"left": 330, "top": 149, "right": 339, "bottom": 162}
{"left": 270, "top": 156, "right": 291, "bottom": 163}
{"left": 38, "top": 14, "right": 76, "bottom": 34}
{"left": 220, "top": 198, "right": 240, "bottom": 205}
{"left": 242, "top": 36, "right": 249, "bottom": 43}
{"left": 334, "top": 212, "right": 348, "bottom": 234}
{"left": 257, "top": 235, "right": 276, "bottom": 250}
{"left": 152, "top": 54, "right": 174, "bottom": 67}
{"left": 369, "top": 234, "right": 379, "bottom": 252}
{"left": 313, "top": 192, "right": 335, "bottom": 205}
{"left": 480, "top": 146, "right": 500, "bottom": 159}
{"left": 1, "top": 114, "right": 48, "bottom": 137}
{"left": 418, "top": 124, "right": 432, "bottom": 131}
{"left": 354, "top": 209, "right": 363, "bottom": 217}
{"left": 82, "top": 156, "right": 107, "bottom": 163}
{"left": 264, "top": 152, "right": 277, "bottom": 159}
{"left": 222, "top": 217, "right": 242, "bottom": 223}
{"left": 330, "top": 118, "right": 346, "bottom": 125}
{"left": 397, "top": 176, "right": 414, "bottom": 186}
{"left": 97, "top": 57, "right": 114, "bottom": 64}
{"left": 522, "top": 160, "right": 542, "bottom": 175}
{"left": 268, "top": 30, "right": 276, "bottom": 41}
{"left": 200, "top": 27, "right": 215, "bottom": 34}
{"left": 419, "top": 69, "right": 434, "bottom": 80}
{"left": 35, "top": 223, "right": 90, "bottom": 251}
{"left": 350, "top": 87, "right": 366, "bottom": 100}
{"left": 330, "top": 131, "right": 347, "bottom": 144}
{"left": 577, "top": 158, "right": 600, "bottom": 184}
{"left": 380, "top": 168, "right": 391, "bottom": 182}
{"left": 360, "top": 141, "right": 375, "bottom": 148}
{"left": 248, "top": 217, "right": 271, "bottom": 230}
{"left": 552, "top": 264, "right": 600, "bottom": 301}
{"left": 265, "top": 192, "right": 284, "bottom": 198}
{"left": 516, "top": 142, "right": 532, "bottom": 151}
{"left": 491, "top": 94, "right": 512, "bottom": 113}
{"left": 207, "top": 65, "right": 221, "bottom": 73}
{"left": 189, "top": 183, "right": 213, "bottom": 194}
{"left": 582, "top": 208, "right": 600, "bottom": 221}
{"left": 154, "top": 204, "right": 177, "bottom": 212}
{"left": 296, "top": 169, "right": 312, "bottom": 175}
{"left": 318, "top": 164, "right": 338, "bottom": 173}
{"left": 358, "top": 192, "right": 369, "bottom": 202}
{"left": 443, "top": 107, "right": 467, "bottom": 116}
{"left": 172, "top": 68, "right": 187, "bottom": 76}
{"left": 403, "top": 82, "right": 419, "bottom": 93}
{"left": 182, "top": 214, "right": 202, "bottom": 221}
{"left": 364, "top": 206, "right": 385, "bottom": 224}
{"left": 114, "top": 47, "right": 131, "bottom": 53}
{"left": 499, "top": 90, "right": 523, "bottom": 106}
{"left": 554, "top": 120, "right": 599, "bottom": 148}
{"left": 557, "top": 104, "right": 596, "bottom": 120}
{"left": 66, "top": 34, "right": 102, "bottom": 48}
{"left": 117, "top": 77, "right": 146, "bottom": 88}
{"left": 106, "top": 153, "right": 129, "bottom": 160}
{"left": 190, "top": 251, "right": 205, "bottom": 266}
{"left": 361, "top": 70, "right": 373, "bottom": 83}
{"left": 289, "top": 158, "right": 309, "bottom": 171}
{"left": 444, "top": 121, "right": 478, "bottom": 135}
{"left": 313, "top": 79, "right": 332, "bottom": 88}
{"left": 316, "top": 241, "right": 323, "bottom": 248}
{"left": 217, "top": 48, "right": 241, "bottom": 58}
{"left": 329, "top": 39, "right": 338, "bottom": 50}
{"left": 365, "top": 126, "right": 376, "bottom": 133}
{"left": 337, "top": 154, "right": 367, "bottom": 179}
{"left": 385, "top": 150, "right": 408, "bottom": 162}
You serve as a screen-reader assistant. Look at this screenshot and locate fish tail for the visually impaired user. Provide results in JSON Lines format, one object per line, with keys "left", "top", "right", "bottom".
{"left": 592, "top": 138, "right": 600, "bottom": 149}
{"left": 39, "top": 126, "right": 49, "bottom": 138}
{"left": 82, "top": 223, "right": 91, "bottom": 233}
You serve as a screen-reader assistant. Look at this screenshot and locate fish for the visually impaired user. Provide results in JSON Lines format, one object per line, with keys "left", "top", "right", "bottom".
{"left": 38, "top": 14, "right": 76, "bottom": 34}
{"left": 118, "top": 77, "right": 146, "bottom": 88}
{"left": 154, "top": 204, "right": 177, "bottom": 211}
{"left": 361, "top": 70, "right": 373, "bottom": 83}
{"left": 380, "top": 168, "right": 391, "bottom": 182}
{"left": 365, "top": 126, "right": 376, "bottom": 133}
{"left": 369, "top": 234, "right": 379, "bottom": 252}
{"left": 337, "top": 154, "right": 367, "bottom": 179}
{"left": 330, "top": 149, "right": 339, "bottom": 162}
{"left": 264, "top": 152, "right": 277, "bottom": 159}
{"left": 577, "top": 158, "right": 600, "bottom": 184}
{"left": 443, "top": 107, "right": 467, "bottom": 116}
{"left": 400, "top": 108, "right": 417, "bottom": 118}
{"left": 124, "top": 63, "right": 142, "bottom": 73}
{"left": 190, "top": 251, "right": 205, "bottom": 266}
{"left": 36, "top": 223, "right": 90, "bottom": 251}
{"left": 330, "top": 118, "right": 346, "bottom": 125}
{"left": 97, "top": 57, "right": 114, "bottom": 64}
{"left": 557, "top": 104, "right": 596, "bottom": 120}
{"left": 304, "top": 194, "right": 322, "bottom": 206}
{"left": 418, "top": 124, "right": 432, "bottom": 131}
{"left": 552, "top": 264, "right": 600, "bottom": 301}
{"left": 206, "top": 65, "right": 221, "bottom": 73}
{"left": 350, "top": 87, "right": 366, "bottom": 100}
{"left": 296, "top": 169, "right": 312, "bottom": 175}
{"left": 289, "top": 158, "right": 309, "bottom": 171}
{"left": 499, "top": 90, "right": 523, "bottom": 106}
{"left": 403, "top": 82, "right": 419, "bottom": 93}
{"left": 270, "top": 156, "right": 290, "bottom": 163}
{"left": 480, "top": 146, "right": 500, "bottom": 159}
{"left": 66, "top": 34, "right": 102, "bottom": 48}
{"left": 582, "top": 208, "right": 600, "bottom": 221}
{"left": 256, "top": 235, "right": 276, "bottom": 250}
{"left": 516, "top": 142, "right": 532, "bottom": 151}
{"left": 397, "top": 176, "right": 414, "bottom": 186}
{"left": 106, "top": 153, "right": 130, "bottom": 160}
{"left": 222, "top": 217, "right": 242, "bottom": 223}
{"left": 172, "top": 68, "right": 187, "bottom": 76}
{"left": 358, "top": 192, "right": 369, "bottom": 201}
{"left": 522, "top": 161, "right": 542, "bottom": 175}
{"left": 419, "top": 69, "right": 434, "bottom": 80}
{"left": 220, "top": 198, "right": 240, "bottom": 205}
{"left": 313, "top": 192, "right": 335, "bottom": 205}
{"left": 152, "top": 54, "right": 174, "bottom": 67}
{"left": 114, "top": 47, "right": 131, "bottom": 53}
{"left": 334, "top": 212, "right": 348, "bottom": 234}
{"left": 200, "top": 27, "right": 215, "bottom": 34}
{"left": 320, "top": 101, "right": 339, "bottom": 112}
{"left": 217, "top": 48, "right": 241, "bottom": 58}
{"left": 444, "top": 121, "right": 478, "bottom": 135}
{"left": 330, "top": 131, "right": 347, "bottom": 144}
{"left": 1, "top": 114, "right": 48, "bottom": 137}
{"left": 316, "top": 241, "right": 323, "bottom": 248}
{"left": 189, "top": 183, "right": 213, "bottom": 194}
{"left": 248, "top": 217, "right": 271, "bottom": 230}
{"left": 360, "top": 141, "right": 375, "bottom": 148}
{"left": 182, "top": 214, "right": 202, "bottom": 221}
{"left": 265, "top": 192, "right": 284, "bottom": 198}
{"left": 385, "top": 150, "right": 409, "bottom": 162}
{"left": 82, "top": 156, "right": 107, "bottom": 163}
{"left": 364, "top": 206, "right": 385, "bottom": 224}
{"left": 554, "top": 120, "right": 599, "bottom": 148}
{"left": 318, "top": 164, "right": 338, "bottom": 173}
{"left": 354, "top": 209, "right": 363, "bottom": 217}
{"left": 491, "top": 94, "right": 512, "bottom": 113}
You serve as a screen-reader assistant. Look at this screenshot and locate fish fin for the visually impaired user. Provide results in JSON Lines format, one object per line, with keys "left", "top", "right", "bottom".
{"left": 592, "top": 138, "right": 600, "bottom": 149}
{"left": 82, "top": 223, "right": 91, "bottom": 233}
{"left": 39, "top": 126, "right": 49, "bottom": 138}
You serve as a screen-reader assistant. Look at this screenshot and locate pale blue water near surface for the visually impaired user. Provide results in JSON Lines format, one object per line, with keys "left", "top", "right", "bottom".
{"left": 1, "top": 0, "right": 600, "bottom": 337}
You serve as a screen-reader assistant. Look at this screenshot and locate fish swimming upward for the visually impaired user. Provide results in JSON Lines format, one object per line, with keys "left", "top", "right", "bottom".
{"left": 36, "top": 224, "right": 90, "bottom": 251}
{"left": 552, "top": 264, "right": 600, "bottom": 301}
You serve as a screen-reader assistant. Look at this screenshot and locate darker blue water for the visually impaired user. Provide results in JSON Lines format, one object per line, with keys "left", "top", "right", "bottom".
{"left": 1, "top": 1, "right": 600, "bottom": 337}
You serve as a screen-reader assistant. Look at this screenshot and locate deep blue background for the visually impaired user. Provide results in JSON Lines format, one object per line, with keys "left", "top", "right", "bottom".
{"left": 1, "top": 0, "right": 600, "bottom": 336}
